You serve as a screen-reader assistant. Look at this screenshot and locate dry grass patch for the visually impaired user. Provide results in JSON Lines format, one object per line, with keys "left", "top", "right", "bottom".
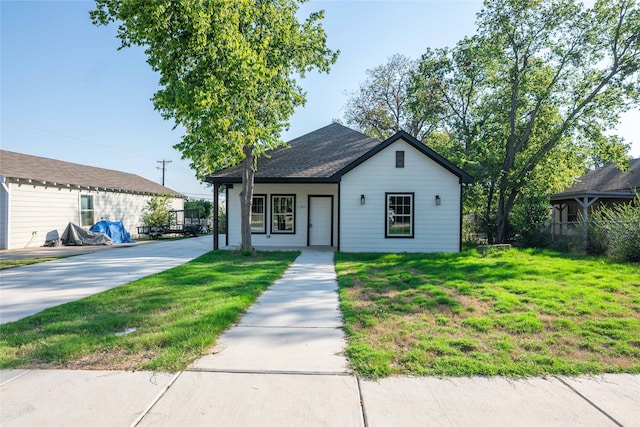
{"left": 336, "top": 249, "right": 640, "bottom": 378}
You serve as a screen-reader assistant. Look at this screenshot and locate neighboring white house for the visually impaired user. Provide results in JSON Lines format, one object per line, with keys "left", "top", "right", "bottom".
{"left": 207, "top": 124, "right": 473, "bottom": 253}
{"left": 0, "top": 150, "right": 185, "bottom": 249}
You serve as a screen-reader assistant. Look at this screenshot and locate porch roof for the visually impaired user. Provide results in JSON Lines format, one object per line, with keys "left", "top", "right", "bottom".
{"left": 550, "top": 158, "right": 639, "bottom": 203}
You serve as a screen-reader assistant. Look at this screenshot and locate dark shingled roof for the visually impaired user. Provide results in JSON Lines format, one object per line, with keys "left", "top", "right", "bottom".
{"left": 0, "top": 150, "right": 184, "bottom": 198}
{"left": 207, "top": 123, "right": 381, "bottom": 183}
{"left": 206, "top": 123, "right": 473, "bottom": 184}
{"left": 551, "top": 158, "right": 640, "bottom": 201}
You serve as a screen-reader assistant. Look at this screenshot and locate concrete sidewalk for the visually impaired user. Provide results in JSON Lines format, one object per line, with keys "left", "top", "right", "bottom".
{"left": 1, "top": 249, "right": 639, "bottom": 426}
{"left": 2, "top": 369, "right": 637, "bottom": 426}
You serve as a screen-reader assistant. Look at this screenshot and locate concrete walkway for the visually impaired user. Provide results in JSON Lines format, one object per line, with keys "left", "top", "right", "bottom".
{"left": 1, "top": 248, "right": 639, "bottom": 426}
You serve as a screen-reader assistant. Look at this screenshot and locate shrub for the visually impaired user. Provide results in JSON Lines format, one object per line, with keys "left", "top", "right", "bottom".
{"left": 184, "top": 199, "right": 212, "bottom": 218}
{"left": 548, "top": 239, "right": 572, "bottom": 253}
{"left": 511, "top": 194, "right": 552, "bottom": 248}
{"left": 591, "top": 195, "right": 640, "bottom": 262}
{"left": 517, "top": 227, "right": 551, "bottom": 249}
{"left": 141, "top": 194, "right": 171, "bottom": 227}
{"left": 583, "top": 215, "right": 609, "bottom": 256}
{"left": 217, "top": 211, "right": 227, "bottom": 234}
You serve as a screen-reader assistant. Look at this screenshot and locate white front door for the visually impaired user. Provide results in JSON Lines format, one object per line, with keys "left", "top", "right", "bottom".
{"left": 309, "top": 196, "right": 332, "bottom": 246}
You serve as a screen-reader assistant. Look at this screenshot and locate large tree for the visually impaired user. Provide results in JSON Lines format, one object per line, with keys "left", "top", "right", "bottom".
{"left": 345, "top": 0, "right": 639, "bottom": 244}
{"left": 474, "top": 0, "right": 639, "bottom": 243}
{"left": 91, "top": 0, "right": 338, "bottom": 250}
{"left": 343, "top": 53, "right": 443, "bottom": 141}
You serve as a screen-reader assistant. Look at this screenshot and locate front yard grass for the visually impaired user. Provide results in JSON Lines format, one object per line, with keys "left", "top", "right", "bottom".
{"left": 0, "top": 257, "right": 67, "bottom": 270}
{"left": 0, "top": 250, "right": 299, "bottom": 371}
{"left": 336, "top": 249, "right": 640, "bottom": 378}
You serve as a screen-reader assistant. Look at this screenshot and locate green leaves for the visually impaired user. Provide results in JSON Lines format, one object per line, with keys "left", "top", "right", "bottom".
{"left": 340, "top": 1, "right": 638, "bottom": 245}
{"left": 92, "top": 0, "right": 338, "bottom": 249}
{"left": 590, "top": 194, "right": 640, "bottom": 262}
{"left": 141, "top": 194, "right": 172, "bottom": 227}
{"left": 92, "top": 0, "right": 338, "bottom": 180}
{"left": 344, "top": 54, "right": 426, "bottom": 140}
{"left": 413, "top": 0, "right": 639, "bottom": 243}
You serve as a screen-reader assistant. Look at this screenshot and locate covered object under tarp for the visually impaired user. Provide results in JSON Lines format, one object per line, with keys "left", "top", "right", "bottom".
{"left": 61, "top": 222, "right": 113, "bottom": 246}
{"left": 89, "top": 221, "right": 133, "bottom": 244}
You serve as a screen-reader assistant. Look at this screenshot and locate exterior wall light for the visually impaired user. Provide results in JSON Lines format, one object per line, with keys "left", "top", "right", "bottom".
{"left": 435, "top": 195, "right": 441, "bottom": 205}
{"left": 360, "top": 194, "right": 366, "bottom": 205}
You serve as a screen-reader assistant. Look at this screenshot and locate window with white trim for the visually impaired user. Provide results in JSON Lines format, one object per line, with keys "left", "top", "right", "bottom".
{"left": 80, "top": 195, "right": 94, "bottom": 227}
{"left": 251, "top": 195, "right": 267, "bottom": 233}
{"left": 386, "top": 193, "right": 414, "bottom": 238}
{"left": 271, "top": 195, "right": 295, "bottom": 233}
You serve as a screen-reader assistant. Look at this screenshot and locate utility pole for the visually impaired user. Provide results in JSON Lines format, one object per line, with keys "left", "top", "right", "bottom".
{"left": 157, "top": 159, "right": 172, "bottom": 186}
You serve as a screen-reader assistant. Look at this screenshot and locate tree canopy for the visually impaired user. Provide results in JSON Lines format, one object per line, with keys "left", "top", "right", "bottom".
{"left": 92, "top": 0, "right": 338, "bottom": 249}
{"left": 474, "top": 0, "right": 638, "bottom": 242}
{"left": 343, "top": 53, "right": 444, "bottom": 141}
{"left": 344, "top": 0, "right": 639, "bottom": 244}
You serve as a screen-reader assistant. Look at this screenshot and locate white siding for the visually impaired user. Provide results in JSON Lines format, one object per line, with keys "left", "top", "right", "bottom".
{"left": 226, "top": 183, "right": 338, "bottom": 248}
{"left": 340, "top": 138, "right": 461, "bottom": 253}
{"left": 0, "top": 177, "right": 9, "bottom": 249}
{"left": 6, "top": 182, "right": 183, "bottom": 249}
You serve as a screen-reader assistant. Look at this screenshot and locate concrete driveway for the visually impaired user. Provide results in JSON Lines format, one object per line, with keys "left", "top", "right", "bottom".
{"left": 0, "top": 236, "right": 214, "bottom": 324}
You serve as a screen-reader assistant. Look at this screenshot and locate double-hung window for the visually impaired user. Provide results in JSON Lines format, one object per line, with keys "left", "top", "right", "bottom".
{"left": 386, "top": 193, "right": 414, "bottom": 238}
{"left": 80, "top": 195, "right": 94, "bottom": 227}
{"left": 271, "top": 195, "right": 295, "bottom": 234}
{"left": 251, "top": 195, "right": 267, "bottom": 233}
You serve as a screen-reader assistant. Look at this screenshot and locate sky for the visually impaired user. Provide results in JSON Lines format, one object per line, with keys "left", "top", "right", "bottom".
{"left": 2, "top": 1, "right": 639, "bottom": 201}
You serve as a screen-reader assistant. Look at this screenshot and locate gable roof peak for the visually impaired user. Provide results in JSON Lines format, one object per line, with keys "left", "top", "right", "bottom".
{"left": 336, "top": 129, "right": 474, "bottom": 184}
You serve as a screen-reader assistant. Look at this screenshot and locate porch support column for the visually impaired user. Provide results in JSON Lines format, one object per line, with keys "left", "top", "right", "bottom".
{"left": 553, "top": 204, "right": 567, "bottom": 240}
{"left": 213, "top": 183, "right": 219, "bottom": 250}
{"left": 575, "top": 196, "right": 598, "bottom": 249}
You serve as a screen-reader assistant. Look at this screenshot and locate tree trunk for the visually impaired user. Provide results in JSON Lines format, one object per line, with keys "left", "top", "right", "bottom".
{"left": 239, "top": 145, "right": 255, "bottom": 251}
{"left": 496, "top": 191, "right": 508, "bottom": 244}
{"left": 485, "top": 180, "right": 496, "bottom": 244}
{"left": 496, "top": 185, "right": 519, "bottom": 244}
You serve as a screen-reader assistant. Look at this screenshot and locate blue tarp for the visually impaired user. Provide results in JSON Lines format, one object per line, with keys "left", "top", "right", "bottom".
{"left": 89, "top": 221, "right": 133, "bottom": 244}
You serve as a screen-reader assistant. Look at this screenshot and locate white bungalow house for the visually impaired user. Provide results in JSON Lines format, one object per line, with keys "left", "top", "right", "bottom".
{"left": 207, "top": 124, "right": 473, "bottom": 253}
{"left": 0, "top": 150, "right": 185, "bottom": 249}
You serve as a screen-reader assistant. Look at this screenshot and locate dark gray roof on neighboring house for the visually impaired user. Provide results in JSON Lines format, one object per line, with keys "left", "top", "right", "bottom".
{"left": 551, "top": 157, "right": 640, "bottom": 201}
{"left": 0, "top": 150, "right": 185, "bottom": 198}
{"left": 206, "top": 123, "right": 473, "bottom": 184}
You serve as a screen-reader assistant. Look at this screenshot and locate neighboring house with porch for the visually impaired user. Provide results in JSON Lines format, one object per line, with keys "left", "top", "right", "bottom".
{"left": 0, "top": 150, "right": 185, "bottom": 249}
{"left": 207, "top": 123, "right": 473, "bottom": 253}
{"left": 550, "top": 157, "right": 640, "bottom": 241}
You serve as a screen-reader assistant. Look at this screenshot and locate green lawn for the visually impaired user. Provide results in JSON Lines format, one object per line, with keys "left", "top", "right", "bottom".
{"left": 4, "top": 248, "right": 639, "bottom": 378}
{"left": 0, "top": 257, "right": 67, "bottom": 270}
{"left": 0, "top": 250, "right": 299, "bottom": 371}
{"left": 336, "top": 249, "right": 640, "bottom": 378}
